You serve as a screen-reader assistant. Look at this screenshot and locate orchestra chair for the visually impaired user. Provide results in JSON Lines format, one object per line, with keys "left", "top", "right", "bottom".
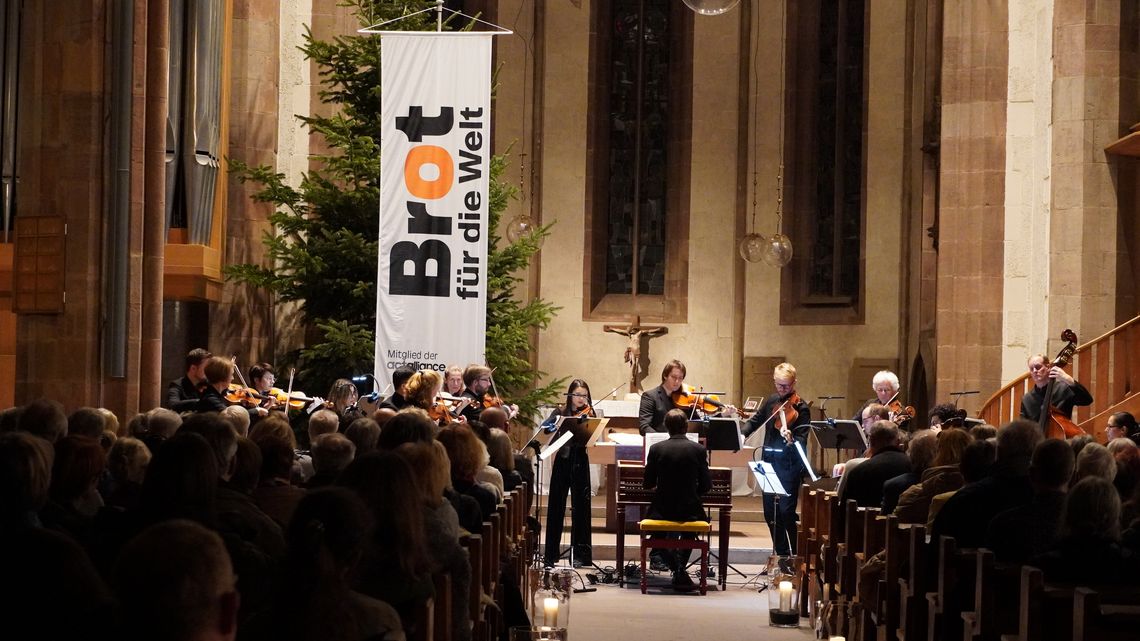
{"left": 637, "top": 519, "right": 711, "bottom": 595}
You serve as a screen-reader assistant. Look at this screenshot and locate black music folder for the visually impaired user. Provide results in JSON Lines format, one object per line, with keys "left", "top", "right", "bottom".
{"left": 706, "top": 417, "right": 743, "bottom": 452}
{"left": 810, "top": 419, "right": 867, "bottom": 451}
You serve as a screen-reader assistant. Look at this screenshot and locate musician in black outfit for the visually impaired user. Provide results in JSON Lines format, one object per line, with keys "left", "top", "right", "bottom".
{"left": 164, "top": 348, "right": 211, "bottom": 413}
{"left": 639, "top": 360, "right": 686, "bottom": 435}
{"left": 378, "top": 364, "right": 416, "bottom": 412}
{"left": 1019, "top": 353, "right": 1092, "bottom": 425}
{"left": 540, "top": 379, "right": 595, "bottom": 568}
{"left": 644, "top": 408, "right": 711, "bottom": 591}
{"left": 743, "top": 362, "right": 811, "bottom": 556}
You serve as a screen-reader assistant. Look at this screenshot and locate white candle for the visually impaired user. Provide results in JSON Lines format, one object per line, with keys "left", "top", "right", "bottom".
{"left": 829, "top": 637, "right": 846, "bottom": 641}
{"left": 543, "top": 597, "right": 559, "bottom": 627}
{"left": 778, "top": 580, "right": 793, "bottom": 611}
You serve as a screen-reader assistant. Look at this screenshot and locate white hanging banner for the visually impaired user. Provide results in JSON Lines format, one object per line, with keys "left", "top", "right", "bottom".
{"left": 376, "top": 33, "right": 492, "bottom": 390}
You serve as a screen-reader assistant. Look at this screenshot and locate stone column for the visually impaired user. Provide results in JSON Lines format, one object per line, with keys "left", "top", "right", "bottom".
{"left": 935, "top": 0, "right": 1009, "bottom": 407}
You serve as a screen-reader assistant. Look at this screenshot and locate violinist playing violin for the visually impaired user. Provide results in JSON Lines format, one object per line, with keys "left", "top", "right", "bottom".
{"left": 195, "top": 356, "right": 269, "bottom": 418}
{"left": 639, "top": 359, "right": 687, "bottom": 435}
{"left": 743, "top": 362, "right": 811, "bottom": 556}
{"left": 539, "top": 379, "right": 596, "bottom": 567}
{"left": 249, "top": 363, "right": 282, "bottom": 411}
{"left": 459, "top": 364, "right": 519, "bottom": 423}
{"left": 1019, "top": 353, "right": 1092, "bottom": 427}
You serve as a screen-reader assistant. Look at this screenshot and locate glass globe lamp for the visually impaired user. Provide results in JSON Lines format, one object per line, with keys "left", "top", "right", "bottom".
{"left": 505, "top": 214, "right": 537, "bottom": 244}
{"left": 738, "top": 232, "right": 766, "bottom": 263}
{"left": 760, "top": 233, "right": 794, "bottom": 268}
{"left": 682, "top": 0, "right": 742, "bottom": 16}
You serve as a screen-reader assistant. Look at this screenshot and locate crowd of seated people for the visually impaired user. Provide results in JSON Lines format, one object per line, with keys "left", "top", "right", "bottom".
{"left": 0, "top": 354, "right": 535, "bottom": 641}
{"left": 831, "top": 415, "right": 1140, "bottom": 609}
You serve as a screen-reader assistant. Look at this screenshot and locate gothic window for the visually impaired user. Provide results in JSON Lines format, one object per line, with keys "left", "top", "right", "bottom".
{"left": 782, "top": 0, "right": 866, "bottom": 323}
{"left": 585, "top": 0, "right": 690, "bottom": 321}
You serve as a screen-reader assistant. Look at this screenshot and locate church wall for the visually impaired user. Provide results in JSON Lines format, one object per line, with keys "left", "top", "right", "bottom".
{"left": 740, "top": 0, "right": 907, "bottom": 417}
{"left": 1002, "top": 0, "right": 1053, "bottom": 381}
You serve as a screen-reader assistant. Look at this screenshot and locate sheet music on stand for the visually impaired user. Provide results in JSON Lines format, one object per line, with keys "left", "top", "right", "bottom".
{"left": 749, "top": 460, "right": 789, "bottom": 496}
{"left": 793, "top": 440, "right": 819, "bottom": 482}
{"left": 539, "top": 431, "right": 574, "bottom": 461}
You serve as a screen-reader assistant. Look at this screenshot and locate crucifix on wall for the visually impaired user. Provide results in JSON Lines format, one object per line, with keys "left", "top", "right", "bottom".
{"left": 604, "top": 315, "right": 668, "bottom": 394}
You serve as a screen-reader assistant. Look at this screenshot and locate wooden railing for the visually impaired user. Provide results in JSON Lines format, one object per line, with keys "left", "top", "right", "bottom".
{"left": 979, "top": 315, "right": 1140, "bottom": 440}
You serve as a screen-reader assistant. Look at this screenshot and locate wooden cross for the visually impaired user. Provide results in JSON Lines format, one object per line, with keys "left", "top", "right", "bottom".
{"left": 604, "top": 315, "right": 668, "bottom": 394}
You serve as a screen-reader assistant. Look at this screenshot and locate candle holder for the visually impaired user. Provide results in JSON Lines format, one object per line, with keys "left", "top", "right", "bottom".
{"left": 816, "top": 599, "right": 862, "bottom": 640}
{"left": 765, "top": 555, "right": 801, "bottom": 628}
{"left": 509, "top": 626, "right": 569, "bottom": 641}
{"left": 529, "top": 568, "right": 572, "bottom": 629}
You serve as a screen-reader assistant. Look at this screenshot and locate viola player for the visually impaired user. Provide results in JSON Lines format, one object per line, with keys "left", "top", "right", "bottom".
{"left": 639, "top": 359, "right": 686, "bottom": 435}
{"left": 743, "top": 362, "right": 811, "bottom": 556}
{"left": 851, "top": 370, "right": 900, "bottom": 421}
{"left": 1019, "top": 353, "right": 1092, "bottom": 426}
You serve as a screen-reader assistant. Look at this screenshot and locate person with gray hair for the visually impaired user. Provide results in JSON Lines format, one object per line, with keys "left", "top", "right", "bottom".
{"left": 1075, "top": 442, "right": 1117, "bottom": 483}
{"left": 931, "top": 419, "right": 1043, "bottom": 548}
{"left": 218, "top": 405, "right": 251, "bottom": 437}
{"left": 306, "top": 433, "right": 356, "bottom": 489}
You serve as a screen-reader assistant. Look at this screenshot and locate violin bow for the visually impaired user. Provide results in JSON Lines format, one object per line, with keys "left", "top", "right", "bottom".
{"left": 285, "top": 367, "right": 296, "bottom": 419}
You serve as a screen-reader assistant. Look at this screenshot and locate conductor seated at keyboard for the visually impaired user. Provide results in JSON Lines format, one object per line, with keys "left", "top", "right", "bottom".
{"left": 643, "top": 408, "right": 713, "bottom": 591}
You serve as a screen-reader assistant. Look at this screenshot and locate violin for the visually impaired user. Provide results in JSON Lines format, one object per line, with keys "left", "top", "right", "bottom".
{"left": 261, "top": 387, "right": 317, "bottom": 411}
{"left": 225, "top": 383, "right": 265, "bottom": 408}
{"left": 429, "top": 393, "right": 467, "bottom": 425}
{"left": 1039, "top": 329, "right": 1083, "bottom": 439}
{"left": 886, "top": 399, "right": 915, "bottom": 427}
{"left": 671, "top": 384, "right": 729, "bottom": 416}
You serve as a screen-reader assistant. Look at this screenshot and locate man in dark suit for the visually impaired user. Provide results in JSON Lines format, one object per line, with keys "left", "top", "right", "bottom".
{"left": 838, "top": 422, "right": 911, "bottom": 509}
{"left": 639, "top": 360, "right": 686, "bottom": 435}
{"left": 644, "top": 408, "right": 711, "bottom": 590}
{"left": 164, "top": 348, "right": 212, "bottom": 413}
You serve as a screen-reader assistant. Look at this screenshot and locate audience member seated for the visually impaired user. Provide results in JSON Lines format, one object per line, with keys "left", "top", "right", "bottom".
{"left": 882, "top": 430, "right": 937, "bottom": 513}
{"left": 1032, "top": 476, "right": 1140, "bottom": 585}
{"left": 931, "top": 419, "right": 1040, "bottom": 548}
{"left": 128, "top": 407, "right": 182, "bottom": 452}
{"left": 249, "top": 488, "right": 405, "bottom": 641}
{"left": 1069, "top": 433, "right": 1095, "bottom": 458}
{"left": 297, "top": 409, "right": 340, "bottom": 479}
{"left": 487, "top": 427, "right": 523, "bottom": 492}
{"left": 339, "top": 451, "right": 433, "bottom": 634}
{"left": 0, "top": 404, "right": 25, "bottom": 433}
{"left": 838, "top": 421, "right": 911, "bottom": 510}
{"left": 250, "top": 428, "right": 306, "bottom": 528}
{"left": 98, "top": 408, "right": 121, "bottom": 437}
{"left": 438, "top": 423, "right": 499, "bottom": 520}
{"left": 967, "top": 423, "right": 997, "bottom": 441}
{"left": 377, "top": 408, "right": 436, "bottom": 451}
{"left": 0, "top": 431, "right": 114, "bottom": 641}
{"left": 230, "top": 436, "right": 263, "bottom": 496}
{"left": 41, "top": 435, "right": 106, "bottom": 546}
{"left": 219, "top": 404, "right": 252, "bottom": 437}
{"left": 344, "top": 416, "right": 381, "bottom": 455}
{"left": 894, "top": 428, "right": 971, "bottom": 524}
{"left": 112, "top": 519, "right": 239, "bottom": 641}
{"left": 985, "top": 438, "right": 1074, "bottom": 563}
{"left": 1075, "top": 442, "right": 1116, "bottom": 483}
{"left": 306, "top": 433, "right": 356, "bottom": 489}
{"left": 372, "top": 407, "right": 398, "bottom": 431}
{"left": 69, "top": 407, "right": 107, "bottom": 440}
{"left": 398, "top": 441, "right": 473, "bottom": 641}
{"left": 104, "top": 436, "right": 151, "bottom": 511}
{"left": 17, "top": 398, "right": 69, "bottom": 444}
{"left": 1108, "top": 436, "right": 1138, "bottom": 455}
{"left": 1115, "top": 447, "right": 1140, "bottom": 527}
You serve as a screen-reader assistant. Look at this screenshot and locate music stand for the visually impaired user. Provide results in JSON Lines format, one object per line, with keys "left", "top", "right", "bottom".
{"left": 706, "top": 417, "right": 742, "bottom": 453}
{"left": 742, "top": 461, "right": 791, "bottom": 589}
{"left": 810, "top": 420, "right": 866, "bottom": 468}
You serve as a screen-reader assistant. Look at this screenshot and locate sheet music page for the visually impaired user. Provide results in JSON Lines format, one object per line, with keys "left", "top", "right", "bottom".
{"left": 540, "top": 431, "right": 574, "bottom": 460}
{"left": 607, "top": 432, "right": 644, "bottom": 446}
{"left": 794, "top": 441, "right": 819, "bottom": 482}
{"left": 749, "top": 461, "right": 789, "bottom": 495}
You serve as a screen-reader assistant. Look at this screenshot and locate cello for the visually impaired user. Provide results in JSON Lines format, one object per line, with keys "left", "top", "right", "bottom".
{"left": 1037, "top": 329, "right": 1084, "bottom": 440}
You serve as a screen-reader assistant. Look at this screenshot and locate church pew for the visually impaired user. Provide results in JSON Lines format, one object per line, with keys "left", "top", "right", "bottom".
{"left": 820, "top": 492, "right": 839, "bottom": 599}
{"left": 958, "top": 548, "right": 994, "bottom": 641}
{"left": 896, "top": 524, "right": 929, "bottom": 641}
{"left": 1071, "top": 586, "right": 1140, "bottom": 641}
{"left": 433, "top": 573, "right": 452, "bottom": 641}
{"left": 924, "top": 537, "right": 978, "bottom": 641}
{"left": 836, "top": 500, "right": 866, "bottom": 599}
{"left": 874, "top": 517, "right": 909, "bottom": 641}
{"left": 461, "top": 534, "right": 484, "bottom": 640}
{"left": 413, "top": 596, "right": 435, "bottom": 641}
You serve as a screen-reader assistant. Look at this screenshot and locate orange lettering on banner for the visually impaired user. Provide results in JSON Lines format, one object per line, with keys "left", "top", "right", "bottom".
{"left": 404, "top": 145, "right": 454, "bottom": 200}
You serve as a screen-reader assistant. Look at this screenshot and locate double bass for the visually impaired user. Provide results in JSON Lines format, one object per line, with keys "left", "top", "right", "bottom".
{"left": 1037, "top": 329, "right": 1084, "bottom": 440}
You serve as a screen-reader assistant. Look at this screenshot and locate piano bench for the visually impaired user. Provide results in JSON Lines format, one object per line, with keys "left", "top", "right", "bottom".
{"left": 638, "top": 520, "right": 711, "bottom": 595}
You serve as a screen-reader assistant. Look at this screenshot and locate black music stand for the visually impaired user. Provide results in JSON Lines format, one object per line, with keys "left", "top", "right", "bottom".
{"left": 706, "top": 417, "right": 742, "bottom": 453}
{"left": 810, "top": 420, "right": 866, "bottom": 470}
